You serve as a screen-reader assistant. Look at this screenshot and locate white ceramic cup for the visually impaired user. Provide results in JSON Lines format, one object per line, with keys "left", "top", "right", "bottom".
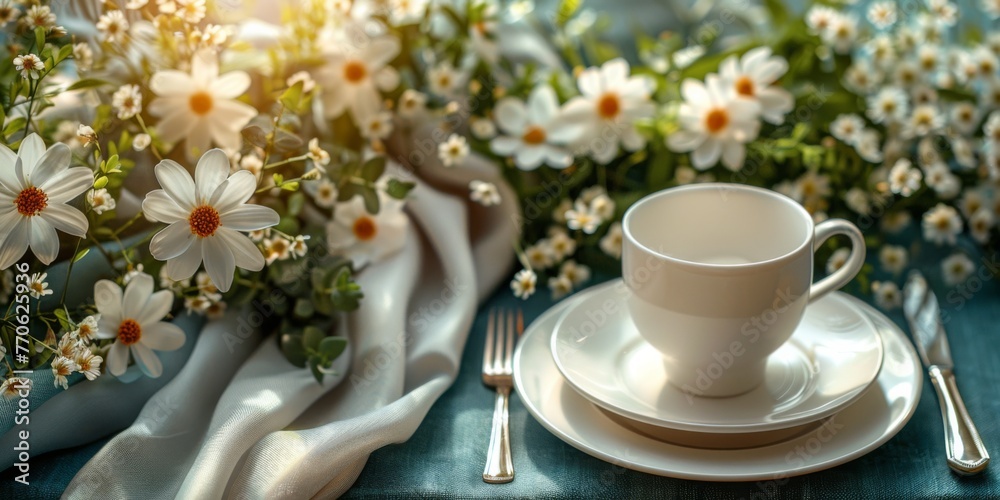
{"left": 622, "top": 183, "right": 866, "bottom": 397}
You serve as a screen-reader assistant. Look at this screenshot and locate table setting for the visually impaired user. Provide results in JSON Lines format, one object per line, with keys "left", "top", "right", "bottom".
{"left": 0, "top": 0, "right": 999, "bottom": 498}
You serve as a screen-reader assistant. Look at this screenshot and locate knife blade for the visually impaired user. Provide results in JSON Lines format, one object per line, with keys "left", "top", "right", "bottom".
{"left": 903, "top": 271, "right": 989, "bottom": 475}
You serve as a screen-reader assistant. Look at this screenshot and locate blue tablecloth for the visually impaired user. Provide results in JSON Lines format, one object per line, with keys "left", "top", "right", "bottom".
{"left": 4, "top": 265, "right": 998, "bottom": 498}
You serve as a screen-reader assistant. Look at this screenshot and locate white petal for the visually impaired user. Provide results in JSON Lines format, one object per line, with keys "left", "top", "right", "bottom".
{"left": 137, "top": 290, "right": 174, "bottom": 326}
{"left": 39, "top": 167, "right": 92, "bottom": 204}
{"left": 529, "top": 85, "right": 560, "bottom": 123}
{"left": 131, "top": 343, "right": 163, "bottom": 378}
{"left": 219, "top": 204, "right": 279, "bottom": 231}
{"left": 146, "top": 96, "right": 186, "bottom": 118}
{"left": 26, "top": 142, "right": 69, "bottom": 187}
{"left": 489, "top": 136, "right": 520, "bottom": 156}
{"left": 191, "top": 49, "right": 219, "bottom": 87}
{"left": 149, "top": 70, "right": 195, "bottom": 98}
{"left": 149, "top": 221, "right": 196, "bottom": 261}
{"left": 155, "top": 110, "right": 197, "bottom": 143}
{"left": 373, "top": 67, "right": 400, "bottom": 91}
{"left": 577, "top": 67, "right": 602, "bottom": 97}
{"left": 681, "top": 79, "right": 710, "bottom": 106}
{"left": 363, "top": 37, "right": 401, "bottom": 68}
{"left": 600, "top": 58, "right": 630, "bottom": 87}
{"left": 494, "top": 98, "right": 528, "bottom": 135}
{"left": 753, "top": 59, "right": 787, "bottom": 84}
{"left": 28, "top": 217, "right": 59, "bottom": 265}
{"left": 17, "top": 133, "right": 45, "bottom": 175}
{"left": 202, "top": 235, "right": 236, "bottom": 292}
{"left": 140, "top": 322, "right": 186, "bottom": 351}
{"left": 210, "top": 71, "right": 251, "bottom": 99}
{"left": 94, "top": 279, "right": 123, "bottom": 324}
{"left": 514, "top": 146, "right": 545, "bottom": 170}
{"left": 108, "top": 342, "right": 130, "bottom": 377}
{"left": 142, "top": 190, "right": 189, "bottom": 223}
{"left": 620, "top": 127, "right": 646, "bottom": 151}
{"left": 209, "top": 171, "right": 257, "bottom": 213}
{"left": 0, "top": 216, "right": 27, "bottom": 269}
{"left": 122, "top": 273, "right": 153, "bottom": 318}
{"left": 692, "top": 138, "right": 723, "bottom": 169}
{"left": 212, "top": 99, "right": 257, "bottom": 129}
{"left": 154, "top": 160, "right": 197, "bottom": 209}
{"left": 165, "top": 241, "right": 203, "bottom": 281}
{"left": 667, "top": 130, "right": 705, "bottom": 152}
{"left": 185, "top": 120, "right": 212, "bottom": 160}
{"left": 206, "top": 118, "right": 242, "bottom": 154}
{"left": 0, "top": 143, "right": 21, "bottom": 192}
{"left": 218, "top": 228, "right": 265, "bottom": 271}
{"left": 721, "top": 142, "right": 747, "bottom": 171}
{"left": 38, "top": 204, "right": 88, "bottom": 237}
{"left": 195, "top": 149, "right": 230, "bottom": 202}
{"left": 542, "top": 146, "right": 573, "bottom": 168}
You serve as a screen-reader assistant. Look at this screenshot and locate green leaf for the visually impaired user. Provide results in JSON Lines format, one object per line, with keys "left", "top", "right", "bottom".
{"left": 72, "top": 247, "right": 90, "bottom": 263}
{"left": 66, "top": 78, "right": 109, "bottom": 91}
{"left": 362, "top": 186, "right": 380, "bottom": 214}
{"left": 330, "top": 268, "right": 363, "bottom": 311}
{"left": 360, "top": 156, "right": 386, "bottom": 182}
{"left": 302, "top": 326, "right": 324, "bottom": 351}
{"left": 279, "top": 81, "right": 304, "bottom": 111}
{"left": 293, "top": 298, "right": 315, "bottom": 320}
{"left": 385, "top": 179, "right": 415, "bottom": 200}
{"left": 280, "top": 181, "right": 299, "bottom": 192}
{"left": 241, "top": 125, "right": 269, "bottom": 148}
{"left": 2, "top": 117, "right": 26, "bottom": 138}
{"left": 93, "top": 176, "right": 109, "bottom": 189}
{"left": 56, "top": 44, "right": 73, "bottom": 64}
{"left": 273, "top": 129, "right": 304, "bottom": 152}
{"left": 280, "top": 333, "right": 307, "bottom": 367}
{"left": 319, "top": 336, "right": 348, "bottom": 360}
{"left": 308, "top": 356, "right": 324, "bottom": 383}
{"left": 34, "top": 27, "right": 45, "bottom": 54}
{"left": 555, "top": 0, "right": 582, "bottom": 27}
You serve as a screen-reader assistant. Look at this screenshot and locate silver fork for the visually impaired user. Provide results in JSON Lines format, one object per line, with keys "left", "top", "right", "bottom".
{"left": 482, "top": 308, "right": 522, "bottom": 483}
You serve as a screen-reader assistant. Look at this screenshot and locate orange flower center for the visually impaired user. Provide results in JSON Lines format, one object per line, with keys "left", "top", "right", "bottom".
{"left": 705, "top": 108, "right": 729, "bottom": 133}
{"left": 15, "top": 187, "right": 47, "bottom": 216}
{"left": 188, "top": 205, "right": 221, "bottom": 237}
{"left": 735, "top": 76, "right": 755, "bottom": 97}
{"left": 352, "top": 216, "right": 377, "bottom": 241}
{"left": 596, "top": 93, "right": 620, "bottom": 119}
{"left": 117, "top": 319, "right": 142, "bottom": 345}
{"left": 343, "top": 61, "right": 367, "bottom": 83}
{"left": 189, "top": 91, "right": 214, "bottom": 116}
{"left": 521, "top": 126, "right": 546, "bottom": 145}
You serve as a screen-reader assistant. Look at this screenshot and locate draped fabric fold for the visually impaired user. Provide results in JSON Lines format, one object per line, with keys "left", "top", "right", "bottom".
{"left": 59, "top": 145, "right": 519, "bottom": 497}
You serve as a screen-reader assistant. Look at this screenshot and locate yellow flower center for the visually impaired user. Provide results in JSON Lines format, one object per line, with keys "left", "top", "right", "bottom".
{"left": 352, "top": 216, "right": 377, "bottom": 241}
{"left": 521, "top": 125, "right": 546, "bottom": 145}
{"left": 188, "top": 205, "right": 221, "bottom": 237}
{"left": 343, "top": 60, "right": 367, "bottom": 83}
{"left": 735, "top": 76, "right": 755, "bottom": 97}
{"left": 705, "top": 108, "right": 729, "bottom": 133}
{"left": 15, "top": 187, "right": 47, "bottom": 216}
{"left": 189, "top": 91, "right": 214, "bottom": 116}
{"left": 597, "top": 92, "right": 620, "bottom": 120}
{"left": 117, "top": 319, "right": 142, "bottom": 345}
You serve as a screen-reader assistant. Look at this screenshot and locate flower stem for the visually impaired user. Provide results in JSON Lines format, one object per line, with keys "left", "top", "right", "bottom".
{"left": 59, "top": 237, "right": 84, "bottom": 305}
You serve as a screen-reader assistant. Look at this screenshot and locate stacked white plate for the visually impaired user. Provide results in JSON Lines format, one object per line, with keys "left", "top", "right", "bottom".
{"left": 513, "top": 279, "right": 924, "bottom": 481}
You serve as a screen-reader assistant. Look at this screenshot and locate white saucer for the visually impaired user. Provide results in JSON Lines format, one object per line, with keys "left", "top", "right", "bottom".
{"left": 550, "top": 280, "right": 883, "bottom": 433}
{"left": 515, "top": 281, "right": 922, "bottom": 481}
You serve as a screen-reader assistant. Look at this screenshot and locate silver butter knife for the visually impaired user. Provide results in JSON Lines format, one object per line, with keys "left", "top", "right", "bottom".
{"left": 903, "top": 271, "right": 989, "bottom": 475}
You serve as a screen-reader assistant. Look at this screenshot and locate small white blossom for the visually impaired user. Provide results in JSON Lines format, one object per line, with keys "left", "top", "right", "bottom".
{"left": 600, "top": 221, "right": 623, "bottom": 258}
{"left": 87, "top": 188, "right": 117, "bottom": 215}
{"left": 469, "top": 180, "right": 501, "bottom": 206}
{"left": 830, "top": 114, "right": 865, "bottom": 145}
{"left": 438, "top": 134, "right": 469, "bottom": 167}
{"left": 548, "top": 275, "right": 573, "bottom": 299}
{"left": 879, "top": 245, "right": 908, "bottom": 274}
{"left": 51, "top": 356, "right": 78, "bottom": 389}
{"left": 565, "top": 200, "right": 602, "bottom": 234}
{"left": 13, "top": 54, "right": 44, "bottom": 79}
{"left": 27, "top": 273, "right": 52, "bottom": 299}
{"left": 922, "top": 203, "right": 963, "bottom": 245}
{"left": 826, "top": 247, "right": 851, "bottom": 274}
{"left": 96, "top": 10, "right": 129, "bottom": 44}
{"left": 133, "top": 133, "right": 152, "bottom": 151}
{"left": 510, "top": 268, "right": 537, "bottom": 299}
{"left": 112, "top": 84, "right": 143, "bottom": 120}
{"left": 969, "top": 208, "right": 994, "bottom": 244}
{"left": 872, "top": 281, "right": 902, "bottom": 310}
{"left": 889, "top": 159, "right": 922, "bottom": 196}
{"left": 942, "top": 253, "right": 975, "bottom": 286}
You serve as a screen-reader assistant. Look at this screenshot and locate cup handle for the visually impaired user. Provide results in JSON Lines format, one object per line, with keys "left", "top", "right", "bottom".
{"left": 809, "top": 219, "right": 866, "bottom": 303}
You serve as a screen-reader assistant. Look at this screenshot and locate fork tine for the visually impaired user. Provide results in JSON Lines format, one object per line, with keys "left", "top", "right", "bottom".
{"left": 503, "top": 309, "right": 515, "bottom": 373}
{"left": 516, "top": 309, "right": 524, "bottom": 337}
{"left": 483, "top": 308, "right": 495, "bottom": 374}
{"left": 494, "top": 308, "right": 506, "bottom": 371}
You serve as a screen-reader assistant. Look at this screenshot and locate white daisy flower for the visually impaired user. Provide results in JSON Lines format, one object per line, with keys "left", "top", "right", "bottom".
{"left": 548, "top": 275, "right": 573, "bottom": 300}
{"left": 87, "top": 188, "right": 116, "bottom": 215}
{"left": 923, "top": 163, "right": 959, "bottom": 199}
{"left": 133, "top": 133, "right": 152, "bottom": 151}
{"left": 510, "top": 268, "right": 537, "bottom": 299}
{"left": 56, "top": 333, "right": 81, "bottom": 359}
{"left": 96, "top": 10, "right": 129, "bottom": 44}
{"left": 311, "top": 178, "right": 338, "bottom": 209}
{"left": 142, "top": 149, "right": 280, "bottom": 292}
{"left": 319, "top": 32, "right": 400, "bottom": 123}
{"left": 427, "top": 61, "right": 466, "bottom": 98}
{"left": 826, "top": 247, "right": 851, "bottom": 274}
{"left": 922, "top": 203, "right": 962, "bottom": 245}
{"left": 23, "top": 5, "right": 54, "bottom": 30}
{"left": 950, "top": 103, "right": 980, "bottom": 135}
{"left": 74, "top": 348, "right": 103, "bottom": 381}
{"left": 263, "top": 237, "right": 291, "bottom": 264}
{"left": 969, "top": 208, "right": 994, "bottom": 244}
{"left": 867, "top": 1, "right": 896, "bottom": 29}
{"left": 397, "top": 89, "right": 428, "bottom": 119}
{"left": 77, "top": 125, "right": 98, "bottom": 146}
{"left": 51, "top": 356, "right": 78, "bottom": 389}
{"left": 524, "top": 241, "right": 554, "bottom": 270}
{"left": 388, "top": 0, "right": 428, "bottom": 25}
{"left": 844, "top": 188, "right": 871, "bottom": 215}
{"left": 830, "top": 114, "right": 866, "bottom": 145}
{"left": 438, "top": 134, "right": 469, "bottom": 167}
{"left": 0, "top": 134, "right": 91, "bottom": 269}
{"left": 865, "top": 34, "right": 896, "bottom": 67}
{"left": 928, "top": 0, "right": 958, "bottom": 26}
{"left": 867, "top": 87, "right": 909, "bottom": 124}
{"left": 361, "top": 111, "right": 394, "bottom": 141}
{"left": 176, "top": 0, "right": 206, "bottom": 24}
{"left": 984, "top": 112, "right": 1000, "bottom": 154}
{"left": 0, "top": 378, "right": 25, "bottom": 399}
{"left": 92, "top": 273, "right": 186, "bottom": 378}
{"left": 112, "top": 84, "right": 143, "bottom": 120}
{"left": 806, "top": 5, "right": 840, "bottom": 35}
{"left": 0, "top": 3, "right": 20, "bottom": 27}
{"left": 286, "top": 71, "right": 316, "bottom": 93}
{"left": 872, "top": 281, "right": 902, "bottom": 310}
{"left": 326, "top": 194, "right": 408, "bottom": 267}
{"left": 856, "top": 129, "right": 884, "bottom": 163}
{"left": 565, "top": 200, "right": 602, "bottom": 234}
{"left": 979, "top": 78, "right": 1000, "bottom": 109}
{"left": 903, "top": 104, "right": 944, "bottom": 138}
{"left": 290, "top": 235, "right": 308, "bottom": 258}
{"left": 882, "top": 211, "right": 912, "bottom": 234}
{"left": 547, "top": 228, "right": 576, "bottom": 260}
{"left": 552, "top": 198, "right": 572, "bottom": 224}
{"left": 889, "top": 158, "right": 922, "bottom": 196}
{"left": 971, "top": 46, "right": 998, "bottom": 80}
{"left": 470, "top": 117, "right": 497, "bottom": 140}
{"left": 942, "top": 253, "right": 975, "bottom": 286}
{"left": 843, "top": 61, "right": 882, "bottom": 94}
{"left": 307, "top": 138, "right": 330, "bottom": 166}
{"left": 74, "top": 314, "right": 101, "bottom": 343}
{"left": 491, "top": 85, "right": 573, "bottom": 170}
{"left": 667, "top": 76, "right": 761, "bottom": 171}
{"left": 149, "top": 50, "right": 256, "bottom": 159}
{"left": 600, "top": 221, "right": 623, "bottom": 258}
{"left": 822, "top": 14, "right": 858, "bottom": 54}
{"left": 719, "top": 47, "right": 793, "bottom": 124}
{"left": 893, "top": 62, "right": 920, "bottom": 89}
{"left": 13, "top": 54, "right": 43, "bottom": 79}
{"left": 559, "top": 259, "right": 591, "bottom": 286}
{"left": 553, "top": 58, "right": 655, "bottom": 164}
{"left": 469, "top": 180, "right": 501, "bottom": 206}
{"left": 879, "top": 245, "right": 908, "bottom": 274}
{"left": 126, "top": 0, "right": 149, "bottom": 9}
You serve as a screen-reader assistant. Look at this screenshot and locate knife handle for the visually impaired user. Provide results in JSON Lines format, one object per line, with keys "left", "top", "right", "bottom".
{"left": 929, "top": 366, "right": 990, "bottom": 475}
